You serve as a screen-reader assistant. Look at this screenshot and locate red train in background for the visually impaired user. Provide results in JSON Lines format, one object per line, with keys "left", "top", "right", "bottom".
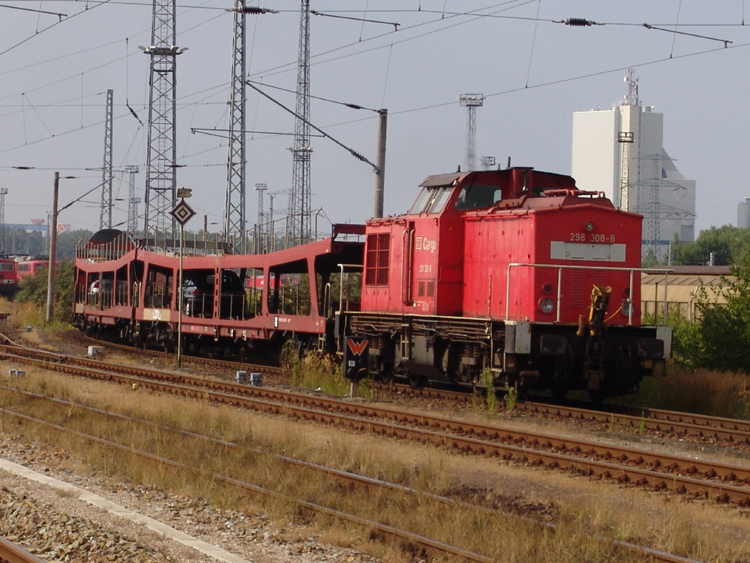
{"left": 73, "top": 167, "right": 672, "bottom": 400}
{"left": 0, "top": 258, "right": 18, "bottom": 295}
{"left": 16, "top": 257, "right": 51, "bottom": 280}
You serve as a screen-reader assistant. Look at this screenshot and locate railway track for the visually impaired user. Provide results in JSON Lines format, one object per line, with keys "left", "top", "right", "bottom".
{"left": 80, "top": 335, "right": 284, "bottom": 380}
{"left": 3, "top": 340, "right": 750, "bottom": 509}
{"left": 0, "top": 390, "right": 492, "bottom": 562}
{"left": 0, "top": 386, "right": 706, "bottom": 563}
{"left": 0, "top": 535, "right": 47, "bottom": 563}
{"left": 371, "top": 380, "right": 750, "bottom": 447}
{"left": 77, "top": 333, "right": 750, "bottom": 448}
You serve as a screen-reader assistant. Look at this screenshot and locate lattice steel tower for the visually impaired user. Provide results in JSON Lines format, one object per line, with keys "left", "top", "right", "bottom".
{"left": 126, "top": 166, "right": 140, "bottom": 232}
{"left": 99, "top": 89, "right": 114, "bottom": 230}
{"left": 288, "top": 0, "right": 312, "bottom": 246}
{"left": 459, "top": 93, "right": 483, "bottom": 172}
{"left": 142, "top": 0, "right": 184, "bottom": 246}
{"left": 224, "top": 0, "right": 250, "bottom": 244}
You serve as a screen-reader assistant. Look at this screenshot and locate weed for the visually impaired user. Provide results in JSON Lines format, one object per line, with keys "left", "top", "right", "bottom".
{"left": 504, "top": 386, "right": 517, "bottom": 415}
{"left": 285, "top": 351, "right": 350, "bottom": 397}
{"left": 480, "top": 369, "right": 498, "bottom": 413}
{"left": 639, "top": 413, "right": 646, "bottom": 436}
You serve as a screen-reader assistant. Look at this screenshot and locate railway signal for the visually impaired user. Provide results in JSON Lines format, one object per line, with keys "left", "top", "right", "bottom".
{"left": 170, "top": 195, "right": 195, "bottom": 367}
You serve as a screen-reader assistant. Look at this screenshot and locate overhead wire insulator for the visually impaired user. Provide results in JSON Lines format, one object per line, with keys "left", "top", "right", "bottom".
{"left": 556, "top": 18, "right": 602, "bottom": 26}
{"left": 241, "top": 7, "right": 278, "bottom": 14}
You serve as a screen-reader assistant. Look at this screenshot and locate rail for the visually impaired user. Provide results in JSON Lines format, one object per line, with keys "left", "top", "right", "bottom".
{"left": 0, "top": 535, "right": 48, "bottom": 563}
{"left": 505, "top": 263, "right": 672, "bottom": 325}
{"left": 0, "top": 354, "right": 711, "bottom": 562}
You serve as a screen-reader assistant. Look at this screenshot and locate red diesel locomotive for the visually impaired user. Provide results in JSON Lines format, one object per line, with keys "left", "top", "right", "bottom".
{"left": 347, "top": 167, "right": 671, "bottom": 399}
{"left": 73, "top": 167, "right": 671, "bottom": 400}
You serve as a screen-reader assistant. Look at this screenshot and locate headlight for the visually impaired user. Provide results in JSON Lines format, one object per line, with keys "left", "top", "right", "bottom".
{"left": 539, "top": 297, "right": 555, "bottom": 314}
{"left": 621, "top": 300, "right": 634, "bottom": 316}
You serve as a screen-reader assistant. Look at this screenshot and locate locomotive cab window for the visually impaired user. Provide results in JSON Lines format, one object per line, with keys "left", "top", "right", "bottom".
{"left": 454, "top": 184, "right": 502, "bottom": 210}
{"left": 409, "top": 187, "right": 452, "bottom": 214}
{"left": 428, "top": 187, "right": 453, "bottom": 213}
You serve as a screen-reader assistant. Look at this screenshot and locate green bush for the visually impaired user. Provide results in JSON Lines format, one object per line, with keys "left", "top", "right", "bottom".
{"left": 15, "top": 259, "right": 74, "bottom": 324}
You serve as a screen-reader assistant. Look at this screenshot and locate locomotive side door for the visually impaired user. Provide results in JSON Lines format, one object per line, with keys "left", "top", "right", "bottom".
{"left": 402, "top": 221, "right": 415, "bottom": 307}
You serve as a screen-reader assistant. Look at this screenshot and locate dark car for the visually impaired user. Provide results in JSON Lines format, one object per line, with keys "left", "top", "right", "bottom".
{"left": 182, "top": 270, "right": 246, "bottom": 319}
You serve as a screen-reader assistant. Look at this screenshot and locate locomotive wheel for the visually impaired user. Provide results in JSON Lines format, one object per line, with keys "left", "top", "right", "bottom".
{"left": 378, "top": 372, "right": 394, "bottom": 384}
{"left": 407, "top": 373, "right": 427, "bottom": 389}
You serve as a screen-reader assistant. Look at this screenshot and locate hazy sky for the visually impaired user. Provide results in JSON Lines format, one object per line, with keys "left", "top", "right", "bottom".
{"left": 0, "top": 1, "right": 747, "bottom": 236}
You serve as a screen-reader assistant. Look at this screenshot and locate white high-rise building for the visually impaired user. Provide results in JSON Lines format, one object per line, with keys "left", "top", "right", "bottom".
{"left": 571, "top": 70, "right": 695, "bottom": 259}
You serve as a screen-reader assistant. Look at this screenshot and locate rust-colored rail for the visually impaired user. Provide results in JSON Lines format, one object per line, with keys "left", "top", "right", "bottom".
{"left": 68, "top": 334, "right": 750, "bottom": 448}
{"left": 0, "top": 405, "right": 493, "bottom": 563}
{"left": 371, "top": 380, "right": 750, "bottom": 447}
{"left": 0, "top": 536, "right": 47, "bottom": 563}
{"left": 0, "top": 390, "right": 705, "bottom": 563}
{"left": 3, "top": 347, "right": 750, "bottom": 509}
{"left": 80, "top": 335, "right": 284, "bottom": 378}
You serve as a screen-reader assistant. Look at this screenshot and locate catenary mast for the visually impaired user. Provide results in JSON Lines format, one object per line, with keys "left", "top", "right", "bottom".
{"left": 142, "top": 0, "right": 184, "bottom": 247}
{"left": 224, "top": 0, "right": 248, "bottom": 249}
{"left": 288, "top": 0, "right": 311, "bottom": 247}
{"left": 99, "top": 89, "right": 114, "bottom": 230}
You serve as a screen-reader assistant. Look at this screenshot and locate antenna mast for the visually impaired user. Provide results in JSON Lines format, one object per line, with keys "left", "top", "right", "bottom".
{"left": 142, "top": 0, "right": 184, "bottom": 247}
{"left": 459, "top": 93, "right": 484, "bottom": 172}
{"left": 99, "top": 89, "right": 114, "bottom": 230}
{"left": 288, "top": 0, "right": 312, "bottom": 247}
{"left": 624, "top": 67, "right": 639, "bottom": 106}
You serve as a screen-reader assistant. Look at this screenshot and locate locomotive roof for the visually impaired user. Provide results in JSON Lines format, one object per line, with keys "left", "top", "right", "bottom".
{"left": 420, "top": 172, "right": 462, "bottom": 187}
{"left": 419, "top": 168, "right": 579, "bottom": 191}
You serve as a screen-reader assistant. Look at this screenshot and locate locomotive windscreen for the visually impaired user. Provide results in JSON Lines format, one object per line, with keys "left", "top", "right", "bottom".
{"left": 455, "top": 184, "right": 502, "bottom": 210}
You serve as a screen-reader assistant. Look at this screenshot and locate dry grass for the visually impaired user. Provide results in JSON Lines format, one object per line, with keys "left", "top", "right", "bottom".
{"left": 618, "top": 364, "right": 750, "bottom": 419}
{"left": 285, "top": 351, "right": 360, "bottom": 397}
{"left": 2, "top": 364, "right": 750, "bottom": 561}
{"left": 7, "top": 300, "right": 45, "bottom": 330}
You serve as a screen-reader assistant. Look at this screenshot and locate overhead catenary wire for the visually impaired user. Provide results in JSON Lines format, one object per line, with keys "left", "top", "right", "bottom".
{"left": 245, "top": 80, "right": 379, "bottom": 174}
{"left": 246, "top": 79, "right": 380, "bottom": 112}
{"left": 525, "top": 0, "right": 543, "bottom": 88}
{"left": 0, "top": 0, "right": 114, "bottom": 59}
{"left": 0, "top": 3, "right": 66, "bottom": 18}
